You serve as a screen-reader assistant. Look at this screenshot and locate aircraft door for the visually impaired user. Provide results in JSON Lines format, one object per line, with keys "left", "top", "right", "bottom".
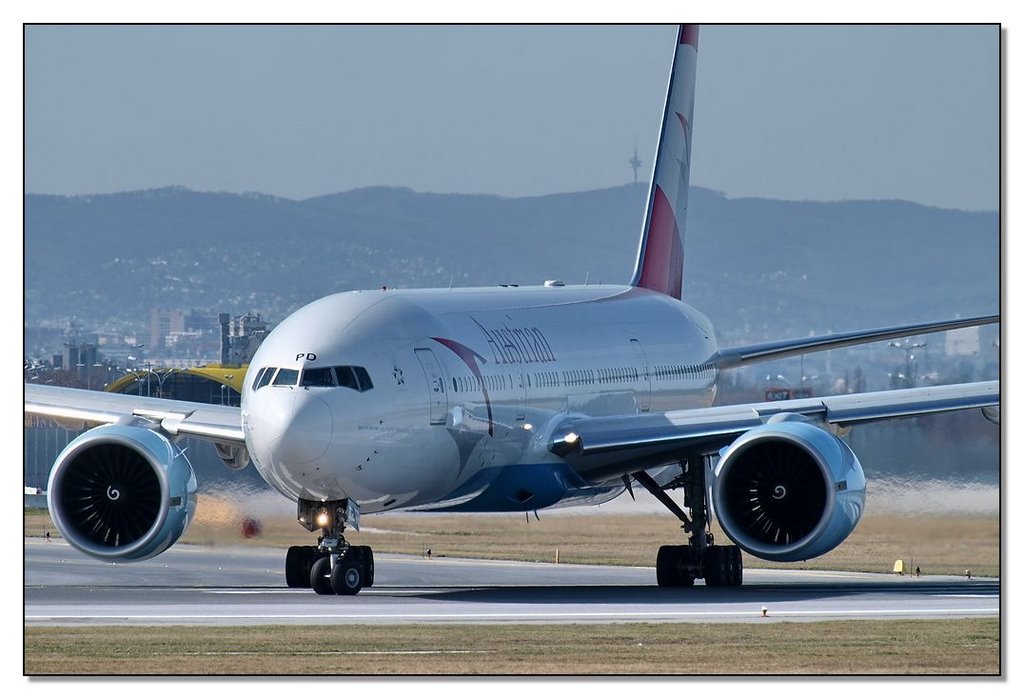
{"left": 414, "top": 348, "right": 448, "bottom": 425}
{"left": 629, "top": 338, "right": 652, "bottom": 413}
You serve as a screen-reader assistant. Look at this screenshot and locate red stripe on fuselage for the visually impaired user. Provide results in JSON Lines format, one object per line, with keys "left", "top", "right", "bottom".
{"left": 431, "top": 337, "right": 494, "bottom": 436}
{"left": 636, "top": 186, "right": 683, "bottom": 300}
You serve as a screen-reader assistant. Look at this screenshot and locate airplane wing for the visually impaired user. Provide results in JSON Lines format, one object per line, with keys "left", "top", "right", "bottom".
{"left": 713, "top": 314, "right": 998, "bottom": 369}
{"left": 549, "top": 380, "right": 999, "bottom": 482}
{"left": 24, "top": 383, "right": 245, "bottom": 446}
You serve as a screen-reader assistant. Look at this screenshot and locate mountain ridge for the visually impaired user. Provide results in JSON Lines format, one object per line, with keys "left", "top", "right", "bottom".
{"left": 25, "top": 184, "right": 997, "bottom": 345}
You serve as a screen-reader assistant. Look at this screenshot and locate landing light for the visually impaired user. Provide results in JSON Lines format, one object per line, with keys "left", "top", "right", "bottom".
{"left": 549, "top": 430, "right": 581, "bottom": 456}
{"left": 523, "top": 423, "right": 533, "bottom": 431}
{"left": 315, "top": 510, "right": 331, "bottom": 528}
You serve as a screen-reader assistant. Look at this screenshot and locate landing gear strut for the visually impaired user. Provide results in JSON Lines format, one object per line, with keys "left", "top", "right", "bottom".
{"left": 633, "top": 454, "right": 743, "bottom": 587}
{"left": 284, "top": 498, "right": 374, "bottom": 595}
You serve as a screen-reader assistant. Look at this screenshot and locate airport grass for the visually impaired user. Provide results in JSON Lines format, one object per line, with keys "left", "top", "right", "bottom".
{"left": 25, "top": 503, "right": 1000, "bottom": 577}
{"left": 24, "top": 618, "right": 999, "bottom": 675}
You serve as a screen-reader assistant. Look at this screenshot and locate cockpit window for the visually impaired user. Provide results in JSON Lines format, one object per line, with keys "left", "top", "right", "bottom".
{"left": 353, "top": 366, "right": 373, "bottom": 391}
{"left": 301, "top": 367, "right": 336, "bottom": 387}
{"left": 316, "top": 365, "right": 374, "bottom": 392}
{"left": 272, "top": 368, "right": 299, "bottom": 386}
{"left": 285, "top": 365, "right": 374, "bottom": 392}
{"left": 336, "top": 366, "right": 360, "bottom": 390}
{"left": 251, "top": 367, "right": 268, "bottom": 391}
{"left": 255, "top": 367, "right": 276, "bottom": 390}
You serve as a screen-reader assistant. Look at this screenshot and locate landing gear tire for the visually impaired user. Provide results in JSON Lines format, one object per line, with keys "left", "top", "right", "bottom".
{"left": 355, "top": 545, "right": 375, "bottom": 588}
{"left": 330, "top": 552, "right": 365, "bottom": 595}
{"left": 703, "top": 545, "right": 743, "bottom": 587}
{"left": 285, "top": 546, "right": 305, "bottom": 587}
{"left": 656, "top": 545, "right": 696, "bottom": 587}
{"left": 636, "top": 455, "right": 747, "bottom": 589}
{"left": 286, "top": 545, "right": 321, "bottom": 588}
{"left": 310, "top": 556, "right": 334, "bottom": 595}
{"left": 726, "top": 545, "right": 743, "bottom": 586}
{"left": 295, "top": 499, "right": 372, "bottom": 597}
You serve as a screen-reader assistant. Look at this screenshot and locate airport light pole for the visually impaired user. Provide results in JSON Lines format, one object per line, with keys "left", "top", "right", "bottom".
{"left": 141, "top": 363, "right": 171, "bottom": 398}
{"left": 800, "top": 374, "right": 818, "bottom": 394}
{"left": 889, "top": 340, "right": 926, "bottom": 388}
{"left": 220, "top": 374, "right": 235, "bottom": 405}
{"left": 106, "top": 365, "right": 132, "bottom": 389}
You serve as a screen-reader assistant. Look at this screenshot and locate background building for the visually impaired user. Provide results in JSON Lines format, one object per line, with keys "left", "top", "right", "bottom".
{"left": 222, "top": 312, "right": 269, "bottom": 366}
{"left": 149, "top": 308, "right": 186, "bottom": 350}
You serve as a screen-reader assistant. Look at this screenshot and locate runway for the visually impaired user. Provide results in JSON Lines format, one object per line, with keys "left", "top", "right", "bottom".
{"left": 24, "top": 539, "right": 999, "bottom": 626}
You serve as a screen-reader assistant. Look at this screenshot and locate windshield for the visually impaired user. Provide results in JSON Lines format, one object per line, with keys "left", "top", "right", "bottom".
{"left": 297, "top": 366, "right": 374, "bottom": 392}
{"left": 301, "top": 367, "right": 336, "bottom": 387}
{"left": 272, "top": 368, "right": 299, "bottom": 386}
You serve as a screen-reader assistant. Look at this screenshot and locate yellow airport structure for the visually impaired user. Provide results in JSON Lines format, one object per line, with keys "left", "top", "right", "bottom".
{"left": 106, "top": 365, "right": 250, "bottom": 404}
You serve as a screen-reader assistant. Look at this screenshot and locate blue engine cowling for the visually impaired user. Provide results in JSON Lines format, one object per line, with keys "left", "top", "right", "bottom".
{"left": 46, "top": 423, "right": 197, "bottom": 562}
{"left": 711, "top": 416, "right": 866, "bottom": 562}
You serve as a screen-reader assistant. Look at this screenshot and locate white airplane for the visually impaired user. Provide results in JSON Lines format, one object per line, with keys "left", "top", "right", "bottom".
{"left": 25, "top": 25, "right": 998, "bottom": 595}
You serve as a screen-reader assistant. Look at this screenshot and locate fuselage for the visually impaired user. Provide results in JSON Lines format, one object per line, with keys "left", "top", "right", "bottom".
{"left": 241, "top": 284, "right": 719, "bottom": 513}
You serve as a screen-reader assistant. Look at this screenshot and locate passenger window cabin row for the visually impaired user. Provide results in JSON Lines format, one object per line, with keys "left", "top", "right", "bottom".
{"left": 447, "top": 363, "right": 715, "bottom": 395}
{"left": 653, "top": 363, "right": 715, "bottom": 380}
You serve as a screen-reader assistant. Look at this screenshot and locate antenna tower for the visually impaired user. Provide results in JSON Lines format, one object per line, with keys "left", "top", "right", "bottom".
{"left": 629, "top": 141, "right": 642, "bottom": 184}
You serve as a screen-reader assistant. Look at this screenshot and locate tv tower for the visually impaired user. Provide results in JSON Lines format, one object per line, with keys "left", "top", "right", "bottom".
{"left": 629, "top": 141, "right": 642, "bottom": 184}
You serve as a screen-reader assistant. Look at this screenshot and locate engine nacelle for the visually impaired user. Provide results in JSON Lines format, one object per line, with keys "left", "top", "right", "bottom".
{"left": 46, "top": 424, "right": 197, "bottom": 562}
{"left": 711, "top": 416, "right": 865, "bottom": 562}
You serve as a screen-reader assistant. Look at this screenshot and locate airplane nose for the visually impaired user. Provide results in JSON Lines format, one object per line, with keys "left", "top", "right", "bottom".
{"left": 275, "top": 393, "right": 334, "bottom": 464}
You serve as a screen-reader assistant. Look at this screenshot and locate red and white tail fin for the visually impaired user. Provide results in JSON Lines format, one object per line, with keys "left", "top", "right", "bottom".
{"left": 630, "top": 25, "right": 698, "bottom": 300}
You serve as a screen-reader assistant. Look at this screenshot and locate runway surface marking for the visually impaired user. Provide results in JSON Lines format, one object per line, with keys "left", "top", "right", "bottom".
{"left": 25, "top": 607, "right": 997, "bottom": 623}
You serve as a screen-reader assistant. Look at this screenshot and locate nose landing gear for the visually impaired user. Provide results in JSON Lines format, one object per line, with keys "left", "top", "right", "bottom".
{"left": 287, "top": 498, "right": 375, "bottom": 596}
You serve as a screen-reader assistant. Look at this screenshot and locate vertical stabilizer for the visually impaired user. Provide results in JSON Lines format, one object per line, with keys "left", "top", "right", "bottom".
{"left": 630, "top": 25, "right": 698, "bottom": 300}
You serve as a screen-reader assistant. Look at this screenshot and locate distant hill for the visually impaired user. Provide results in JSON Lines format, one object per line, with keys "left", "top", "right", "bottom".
{"left": 25, "top": 184, "right": 998, "bottom": 344}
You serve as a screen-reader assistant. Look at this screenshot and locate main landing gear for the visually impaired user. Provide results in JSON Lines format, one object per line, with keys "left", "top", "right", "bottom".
{"left": 284, "top": 498, "right": 375, "bottom": 596}
{"left": 631, "top": 453, "right": 743, "bottom": 588}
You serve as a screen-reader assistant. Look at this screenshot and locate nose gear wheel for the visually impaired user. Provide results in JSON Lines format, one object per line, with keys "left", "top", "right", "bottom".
{"left": 291, "top": 498, "right": 375, "bottom": 597}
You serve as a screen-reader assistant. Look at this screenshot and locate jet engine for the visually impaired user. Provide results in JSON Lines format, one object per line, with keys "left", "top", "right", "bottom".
{"left": 711, "top": 416, "right": 865, "bottom": 562}
{"left": 46, "top": 423, "right": 197, "bottom": 562}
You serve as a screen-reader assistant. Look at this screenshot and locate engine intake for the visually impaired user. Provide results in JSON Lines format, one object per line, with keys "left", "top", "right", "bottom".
{"left": 47, "top": 424, "right": 197, "bottom": 562}
{"left": 711, "top": 417, "right": 865, "bottom": 562}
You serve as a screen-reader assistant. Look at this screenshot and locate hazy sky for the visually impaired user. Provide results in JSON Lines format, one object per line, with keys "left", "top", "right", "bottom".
{"left": 25, "top": 24, "right": 998, "bottom": 210}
